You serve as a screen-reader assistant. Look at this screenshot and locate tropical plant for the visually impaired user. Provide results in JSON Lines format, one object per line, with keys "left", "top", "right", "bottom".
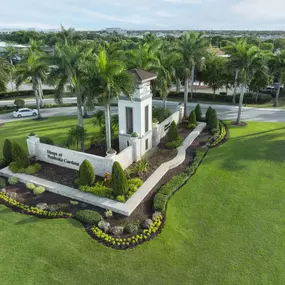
{"left": 0, "top": 57, "right": 10, "bottom": 92}
{"left": 85, "top": 46, "right": 135, "bottom": 150}
{"left": 2, "top": 46, "right": 17, "bottom": 91}
{"left": 268, "top": 50, "right": 285, "bottom": 107}
{"left": 47, "top": 43, "right": 93, "bottom": 151}
{"left": 65, "top": 126, "right": 86, "bottom": 150}
{"left": 177, "top": 32, "right": 209, "bottom": 117}
{"left": 15, "top": 49, "right": 47, "bottom": 119}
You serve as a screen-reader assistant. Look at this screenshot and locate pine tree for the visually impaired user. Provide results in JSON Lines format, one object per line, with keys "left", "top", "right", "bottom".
{"left": 208, "top": 109, "right": 218, "bottom": 130}
{"left": 3, "top": 139, "right": 13, "bottom": 164}
{"left": 194, "top": 104, "right": 202, "bottom": 121}
{"left": 206, "top": 106, "right": 213, "bottom": 123}
{"left": 167, "top": 121, "right": 179, "bottom": 142}
{"left": 12, "top": 142, "right": 29, "bottom": 168}
{"left": 112, "top": 161, "right": 128, "bottom": 196}
{"left": 188, "top": 110, "right": 197, "bottom": 128}
{"left": 78, "top": 159, "right": 95, "bottom": 186}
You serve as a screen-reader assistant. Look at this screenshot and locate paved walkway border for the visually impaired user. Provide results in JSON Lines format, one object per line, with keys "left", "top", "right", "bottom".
{"left": 0, "top": 123, "right": 206, "bottom": 216}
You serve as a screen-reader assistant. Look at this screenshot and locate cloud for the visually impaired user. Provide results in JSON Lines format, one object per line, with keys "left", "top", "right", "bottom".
{"left": 164, "top": 0, "right": 202, "bottom": 3}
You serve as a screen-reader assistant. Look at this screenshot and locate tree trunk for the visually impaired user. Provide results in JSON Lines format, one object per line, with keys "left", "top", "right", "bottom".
{"left": 163, "top": 97, "right": 167, "bottom": 109}
{"left": 274, "top": 83, "right": 281, "bottom": 107}
{"left": 38, "top": 78, "right": 44, "bottom": 108}
{"left": 76, "top": 89, "right": 85, "bottom": 152}
{"left": 213, "top": 89, "right": 216, "bottom": 100}
{"left": 33, "top": 81, "right": 42, "bottom": 120}
{"left": 9, "top": 59, "right": 13, "bottom": 92}
{"left": 190, "top": 65, "right": 195, "bottom": 101}
{"left": 233, "top": 69, "right": 239, "bottom": 104}
{"left": 105, "top": 104, "right": 112, "bottom": 150}
{"left": 184, "top": 77, "right": 189, "bottom": 118}
{"left": 83, "top": 99, "right": 88, "bottom": 118}
{"left": 236, "top": 84, "right": 245, "bottom": 124}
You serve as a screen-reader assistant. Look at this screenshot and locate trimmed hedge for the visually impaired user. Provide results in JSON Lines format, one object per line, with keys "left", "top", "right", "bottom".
{"left": 75, "top": 210, "right": 102, "bottom": 225}
{"left": 3, "top": 139, "right": 13, "bottom": 164}
{"left": 188, "top": 110, "right": 197, "bottom": 128}
{"left": 40, "top": 136, "right": 54, "bottom": 145}
{"left": 0, "top": 89, "right": 54, "bottom": 99}
{"left": 167, "top": 121, "right": 179, "bottom": 142}
{"left": 11, "top": 142, "right": 29, "bottom": 169}
{"left": 79, "top": 184, "right": 113, "bottom": 198}
{"left": 194, "top": 104, "right": 202, "bottom": 121}
{"left": 206, "top": 106, "right": 213, "bottom": 122}
{"left": 208, "top": 109, "right": 218, "bottom": 130}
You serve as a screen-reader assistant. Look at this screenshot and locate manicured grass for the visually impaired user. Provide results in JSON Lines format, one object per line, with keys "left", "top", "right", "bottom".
{"left": 1, "top": 122, "right": 285, "bottom": 284}
{"left": 0, "top": 116, "right": 98, "bottom": 153}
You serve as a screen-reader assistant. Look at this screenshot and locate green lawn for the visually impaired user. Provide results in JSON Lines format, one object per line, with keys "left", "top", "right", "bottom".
{"left": 1, "top": 121, "right": 285, "bottom": 284}
{"left": 0, "top": 116, "right": 98, "bottom": 153}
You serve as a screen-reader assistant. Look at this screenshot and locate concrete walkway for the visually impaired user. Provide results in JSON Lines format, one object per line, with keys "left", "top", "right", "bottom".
{"left": 0, "top": 123, "right": 206, "bottom": 216}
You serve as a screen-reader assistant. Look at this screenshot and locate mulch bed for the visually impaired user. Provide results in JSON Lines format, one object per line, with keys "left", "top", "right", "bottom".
{"left": 86, "top": 138, "right": 120, "bottom": 157}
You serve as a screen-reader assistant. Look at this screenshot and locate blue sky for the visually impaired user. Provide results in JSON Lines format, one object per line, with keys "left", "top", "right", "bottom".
{"left": 0, "top": 0, "right": 285, "bottom": 30}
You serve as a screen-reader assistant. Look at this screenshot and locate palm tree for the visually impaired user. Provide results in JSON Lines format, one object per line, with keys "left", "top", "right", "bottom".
{"left": 155, "top": 49, "right": 180, "bottom": 109}
{"left": 126, "top": 40, "right": 161, "bottom": 71}
{"left": 85, "top": 47, "right": 135, "bottom": 150}
{"left": 269, "top": 50, "right": 285, "bottom": 107}
{"left": 15, "top": 52, "right": 47, "bottom": 120}
{"left": 226, "top": 42, "right": 261, "bottom": 124}
{"left": 0, "top": 57, "right": 10, "bottom": 92}
{"left": 177, "top": 32, "right": 209, "bottom": 117}
{"left": 3, "top": 46, "right": 17, "bottom": 91}
{"left": 47, "top": 43, "right": 93, "bottom": 151}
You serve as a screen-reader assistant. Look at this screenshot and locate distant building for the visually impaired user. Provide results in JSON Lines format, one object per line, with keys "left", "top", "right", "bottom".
{"left": 0, "top": 41, "right": 28, "bottom": 56}
{"left": 104, "top": 28, "right": 126, "bottom": 35}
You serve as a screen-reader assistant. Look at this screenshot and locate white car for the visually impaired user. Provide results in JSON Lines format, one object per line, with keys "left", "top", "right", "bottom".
{"left": 13, "top": 108, "right": 38, "bottom": 118}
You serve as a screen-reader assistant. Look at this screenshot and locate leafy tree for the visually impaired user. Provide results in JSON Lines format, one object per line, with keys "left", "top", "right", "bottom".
{"left": 167, "top": 121, "right": 179, "bottom": 142}
{"left": 14, "top": 99, "right": 25, "bottom": 108}
{"left": 0, "top": 57, "right": 9, "bottom": 92}
{"left": 78, "top": 159, "right": 95, "bottom": 186}
{"left": 3, "top": 46, "right": 17, "bottom": 91}
{"left": 176, "top": 32, "right": 209, "bottom": 117}
{"left": 194, "top": 104, "right": 202, "bottom": 121}
{"left": 111, "top": 161, "right": 128, "bottom": 196}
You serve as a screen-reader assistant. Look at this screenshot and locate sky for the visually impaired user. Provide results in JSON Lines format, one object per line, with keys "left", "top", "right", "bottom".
{"left": 0, "top": 0, "right": 285, "bottom": 30}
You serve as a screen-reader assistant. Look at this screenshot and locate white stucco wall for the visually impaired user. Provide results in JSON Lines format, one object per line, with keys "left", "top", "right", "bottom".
{"left": 114, "top": 145, "right": 134, "bottom": 169}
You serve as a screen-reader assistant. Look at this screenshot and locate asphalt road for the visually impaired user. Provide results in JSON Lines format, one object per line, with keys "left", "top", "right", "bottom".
{"left": 1, "top": 99, "right": 285, "bottom": 123}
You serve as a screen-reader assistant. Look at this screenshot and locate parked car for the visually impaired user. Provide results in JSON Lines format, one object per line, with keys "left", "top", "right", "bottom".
{"left": 13, "top": 108, "right": 38, "bottom": 118}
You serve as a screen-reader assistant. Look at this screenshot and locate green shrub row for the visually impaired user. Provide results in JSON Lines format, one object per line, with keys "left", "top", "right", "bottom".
{"left": 153, "top": 148, "right": 208, "bottom": 213}
{"left": 0, "top": 192, "right": 72, "bottom": 219}
{"left": 152, "top": 107, "right": 172, "bottom": 123}
{"left": 165, "top": 137, "right": 183, "bottom": 149}
{"left": 9, "top": 162, "right": 41, "bottom": 175}
{"left": 79, "top": 183, "right": 113, "bottom": 198}
{"left": 0, "top": 89, "right": 55, "bottom": 99}
{"left": 89, "top": 215, "right": 163, "bottom": 249}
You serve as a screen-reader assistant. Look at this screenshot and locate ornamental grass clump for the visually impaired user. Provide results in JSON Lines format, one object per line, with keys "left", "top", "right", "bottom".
{"left": 78, "top": 159, "right": 95, "bottom": 186}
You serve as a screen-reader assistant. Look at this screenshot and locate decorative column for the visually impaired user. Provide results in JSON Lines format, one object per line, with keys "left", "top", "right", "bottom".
{"left": 152, "top": 122, "right": 160, "bottom": 147}
{"left": 177, "top": 103, "right": 185, "bottom": 123}
{"left": 26, "top": 135, "right": 40, "bottom": 157}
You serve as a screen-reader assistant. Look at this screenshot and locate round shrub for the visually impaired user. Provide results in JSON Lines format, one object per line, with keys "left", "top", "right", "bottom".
{"left": 206, "top": 106, "right": 213, "bottom": 122}
{"left": 208, "top": 109, "right": 218, "bottom": 130}
{"left": 153, "top": 193, "right": 168, "bottom": 213}
{"left": 26, "top": 183, "right": 36, "bottom": 190}
{"left": 12, "top": 142, "right": 29, "bottom": 169}
{"left": 128, "top": 178, "right": 143, "bottom": 188}
{"left": 0, "top": 177, "right": 6, "bottom": 189}
{"left": 25, "top": 163, "right": 41, "bottom": 175}
{"left": 112, "top": 162, "right": 128, "bottom": 196}
{"left": 75, "top": 210, "right": 102, "bottom": 225}
{"left": 188, "top": 110, "right": 197, "bottom": 128}
{"left": 194, "top": 104, "right": 202, "bottom": 121}
{"left": 124, "top": 223, "right": 138, "bottom": 234}
{"left": 3, "top": 139, "right": 13, "bottom": 164}
{"left": 14, "top": 99, "right": 25, "bottom": 109}
{"left": 8, "top": 176, "right": 19, "bottom": 185}
{"left": 33, "top": 186, "right": 46, "bottom": 195}
{"left": 167, "top": 121, "right": 179, "bottom": 142}
{"left": 9, "top": 162, "right": 19, "bottom": 173}
{"left": 40, "top": 136, "right": 54, "bottom": 145}
{"left": 78, "top": 159, "right": 95, "bottom": 186}
{"left": 116, "top": 195, "right": 126, "bottom": 203}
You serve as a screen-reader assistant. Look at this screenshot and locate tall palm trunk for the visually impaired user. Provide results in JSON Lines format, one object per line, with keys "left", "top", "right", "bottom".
{"left": 105, "top": 103, "right": 112, "bottom": 150}
{"left": 184, "top": 77, "right": 189, "bottom": 118}
{"left": 233, "top": 69, "right": 239, "bottom": 104}
{"left": 274, "top": 83, "right": 281, "bottom": 107}
{"left": 236, "top": 83, "right": 245, "bottom": 124}
{"left": 190, "top": 65, "right": 195, "bottom": 101}
{"left": 83, "top": 99, "right": 88, "bottom": 118}
{"left": 32, "top": 80, "right": 41, "bottom": 120}
{"left": 38, "top": 77, "right": 44, "bottom": 108}
{"left": 9, "top": 59, "right": 13, "bottom": 92}
{"left": 75, "top": 88, "right": 85, "bottom": 152}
